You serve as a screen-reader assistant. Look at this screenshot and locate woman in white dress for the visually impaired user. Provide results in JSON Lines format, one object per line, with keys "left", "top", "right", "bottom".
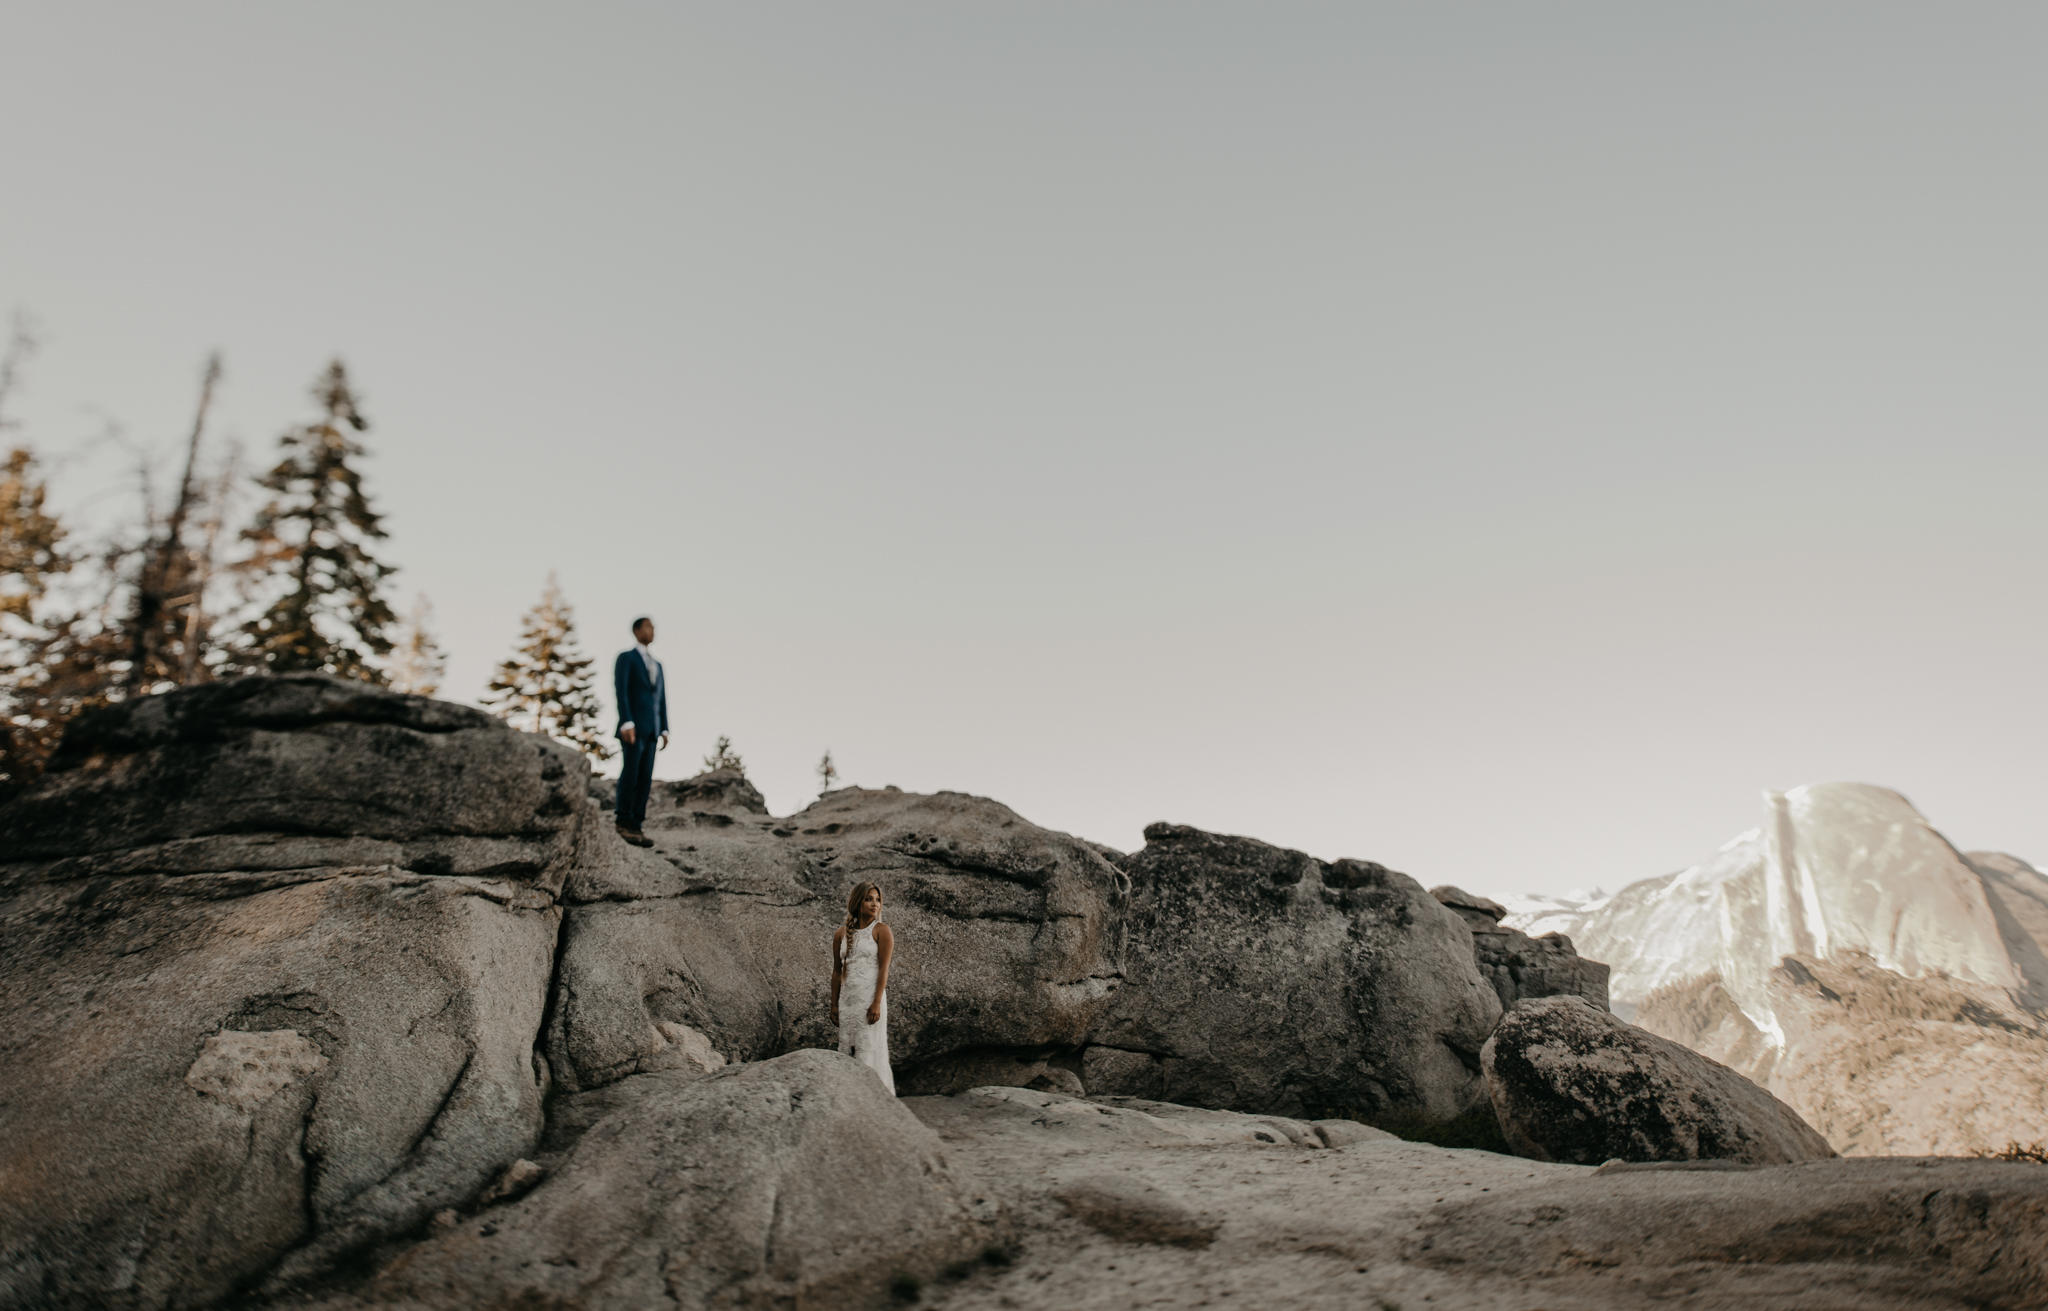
{"left": 830, "top": 880, "right": 895, "bottom": 1093}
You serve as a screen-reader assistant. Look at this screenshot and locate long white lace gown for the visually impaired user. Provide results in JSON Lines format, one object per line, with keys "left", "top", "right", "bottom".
{"left": 836, "top": 922, "right": 894, "bottom": 1094}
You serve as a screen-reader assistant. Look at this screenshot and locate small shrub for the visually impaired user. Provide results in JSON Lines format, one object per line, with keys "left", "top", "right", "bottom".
{"left": 1970, "top": 1141, "right": 2048, "bottom": 1163}
{"left": 702, "top": 735, "right": 745, "bottom": 776}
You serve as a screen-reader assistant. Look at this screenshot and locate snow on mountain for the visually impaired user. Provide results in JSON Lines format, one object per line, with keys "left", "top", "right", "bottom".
{"left": 1506, "top": 782, "right": 2048, "bottom": 1154}
{"left": 1506, "top": 782, "right": 2029, "bottom": 1022}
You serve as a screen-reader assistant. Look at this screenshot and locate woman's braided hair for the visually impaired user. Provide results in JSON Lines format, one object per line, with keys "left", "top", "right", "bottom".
{"left": 839, "top": 881, "right": 881, "bottom": 966}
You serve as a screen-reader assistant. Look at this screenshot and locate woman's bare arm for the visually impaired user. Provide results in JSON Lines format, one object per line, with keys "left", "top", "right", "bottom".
{"left": 867, "top": 922, "right": 893, "bottom": 1024}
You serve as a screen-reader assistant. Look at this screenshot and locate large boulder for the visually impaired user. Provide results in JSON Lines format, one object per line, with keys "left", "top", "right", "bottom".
{"left": 1084, "top": 825, "right": 1503, "bottom": 1119}
{"left": 545, "top": 782, "right": 1132, "bottom": 1096}
{"left": 0, "top": 676, "right": 592, "bottom": 1307}
{"left": 546, "top": 791, "right": 1511, "bottom": 1123}
{"left": 1431, "top": 884, "right": 1610, "bottom": 1011}
{"left": 322, "top": 1050, "right": 999, "bottom": 1309}
{"left": 1482, "top": 995, "right": 1835, "bottom": 1165}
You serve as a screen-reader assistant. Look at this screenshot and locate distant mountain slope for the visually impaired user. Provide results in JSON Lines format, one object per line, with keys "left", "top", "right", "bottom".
{"left": 1972, "top": 849, "right": 2048, "bottom": 1013}
{"left": 1506, "top": 783, "right": 2048, "bottom": 1155}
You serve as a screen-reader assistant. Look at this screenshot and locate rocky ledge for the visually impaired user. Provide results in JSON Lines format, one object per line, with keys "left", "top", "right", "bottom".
{"left": 898, "top": 1085, "right": 2047, "bottom": 1311}
{"left": 1, "top": 676, "right": 2001, "bottom": 1311}
{"left": 0, "top": 677, "right": 1514, "bottom": 1307}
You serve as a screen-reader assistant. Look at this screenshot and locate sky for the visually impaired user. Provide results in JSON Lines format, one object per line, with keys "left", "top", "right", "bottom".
{"left": 3, "top": 4, "right": 2044, "bottom": 902}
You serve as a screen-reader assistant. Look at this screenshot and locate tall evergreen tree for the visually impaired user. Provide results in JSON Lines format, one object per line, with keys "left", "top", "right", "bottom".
{"left": 0, "top": 447, "right": 66, "bottom": 629}
{"left": 484, "top": 575, "right": 611, "bottom": 760}
{"left": 0, "top": 443, "right": 84, "bottom": 798}
{"left": 231, "top": 361, "right": 397, "bottom": 681}
{"left": 0, "top": 320, "right": 60, "bottom": 629}
{"left": 388, "top": 593, "right": 447, "bottom": 697}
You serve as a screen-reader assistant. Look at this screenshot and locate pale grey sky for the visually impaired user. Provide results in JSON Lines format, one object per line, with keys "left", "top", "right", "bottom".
{"left": 4, "top": 4, "right": 2044, "bottom": 900}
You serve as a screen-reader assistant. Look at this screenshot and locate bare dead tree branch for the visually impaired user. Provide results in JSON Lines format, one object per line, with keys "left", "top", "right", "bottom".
{"left": 126, "top": 353, "right": 222, "bottom": 688}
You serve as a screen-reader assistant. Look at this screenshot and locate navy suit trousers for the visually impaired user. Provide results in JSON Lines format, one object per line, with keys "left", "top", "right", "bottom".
{"left": 618, "top": 734, "right": 658, "bottom": 832}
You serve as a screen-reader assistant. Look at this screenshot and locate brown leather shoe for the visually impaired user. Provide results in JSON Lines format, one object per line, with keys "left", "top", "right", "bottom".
{"left": 616, "top": 824, "right": 654, "bottom": 849}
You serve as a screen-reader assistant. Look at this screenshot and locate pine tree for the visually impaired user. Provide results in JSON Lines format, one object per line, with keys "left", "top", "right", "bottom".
{"left": 0, "top": 320, "right": 61, "bottom": 629}
{"left": 484, "top": 575, "right": 611, "bottom": 760}
{"left": 0, "top": 582, "right": 130, "bottom": 799}
{"left": 0, "top": 443, "right": 84, "bottom": 798}
{"left": 703, "top": 735, "right": 745, "bottom": 776}
{"left": 388, "top": 594, "right": 447, "bottom": 697}
{"left": 816, "top": 749, "right": 839, "bottom": 795}
{"left": 230, "top": 361, "right": 397, "bottom": 682}
{"left": 0, "top": 447, "right": 66, "bottom": 630}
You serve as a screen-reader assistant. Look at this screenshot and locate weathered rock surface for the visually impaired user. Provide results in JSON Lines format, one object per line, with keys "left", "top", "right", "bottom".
{"left": 1407, "top": 1157, "right": 2048, "bottom": 1311}
{"left": 1640, "top": 951, "right": 2048, "bottom": 1156}
{"left": 545, "top": 780, "right": 1131, "bottom": 1095}
{"left": 1483, "top": 995, "right": 1835, "bottom": 1165}
{"left": 318, "top": 1050, "right": 998, "bottom": 1310}
{"left": 0, "top": 676, "right": 589, "bottom": 1307}
{"left": 1085, "top": 825, "right": 1502, "bottom": 1118}
{"left": 1054, "top": 1175, "right": 1218, "bottom": 1247}
{"left": 1976, "top": 849, "right": 2048, "bottom": 1013}
{"left": 903, "top": 1087, "right": 2048, "bottom": 1311}
{"left": 1, "top": 675, "right": 1642, "bottom": 1311}
{"left": 0, "top": 675, "right": 588, "bottom": 876}
{"left": 1432, "top": 883, "right": 1610, "bottom": 1012}
{"left": 913, "top": 1085, "right": 1338, "bottom": 1150}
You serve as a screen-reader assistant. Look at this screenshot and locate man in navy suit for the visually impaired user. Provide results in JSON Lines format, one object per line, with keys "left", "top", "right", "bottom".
{"left": 613, "top": 616, "right": 669, "bottom": 847}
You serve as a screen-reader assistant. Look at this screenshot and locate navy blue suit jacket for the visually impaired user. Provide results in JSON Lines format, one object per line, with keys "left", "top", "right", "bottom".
{"left": 614, "top": 649, "right": 669, "bottom": 740}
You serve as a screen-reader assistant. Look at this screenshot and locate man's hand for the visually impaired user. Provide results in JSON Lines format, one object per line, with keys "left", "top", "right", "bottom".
{"left": 620, "top": 724, "right": 637, "bottom": 745}
{"left": 866, "top": 1001, "right": 882, "bottom": 1026}
{"left": 659, "top": 732, "right": 669, "bottom": 750}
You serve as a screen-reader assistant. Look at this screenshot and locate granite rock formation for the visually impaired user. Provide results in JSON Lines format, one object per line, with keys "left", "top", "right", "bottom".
{"left": 1054, "top": 1175, "right": 1218, "bottom": 1247}
{"left": 0, "top": 675, "right": 1613, "bottom": 1309}
{"left": 1431, "top": 884, "right": 1609, "bottom": 1012}
{"left": 1482, "top": 995, "right": 1836, "bottom": 1165}
{"left": 1639, "top": 951, "right": 2048, "bottom": 1157}
{"left": 1509, "top": 783, "right": 2048, "bottom": 1155}
{"left": 546, "top": 777, "right": 1132, "bottom": 1096}
{"left": 1511, "top": 784, "right": 2030, "bottom": 1018}
{"left": 0, "top": 677, "right": 582, "bottom": 1307}
{"left": 314, "top": 1050, "right": 997, "bottom": 1310}
{"left": 0, "top": 675, "right": 1523, "bottom": 1311}
{"left": 906, "top": 1085, "right": 2048, "bottom": 1311}
{"left": 1084, "top": 825, "right": 1502, "bottom": 1119}
{"left": 1403, "top": 1156, "right": 2048, "bottom": 1310}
